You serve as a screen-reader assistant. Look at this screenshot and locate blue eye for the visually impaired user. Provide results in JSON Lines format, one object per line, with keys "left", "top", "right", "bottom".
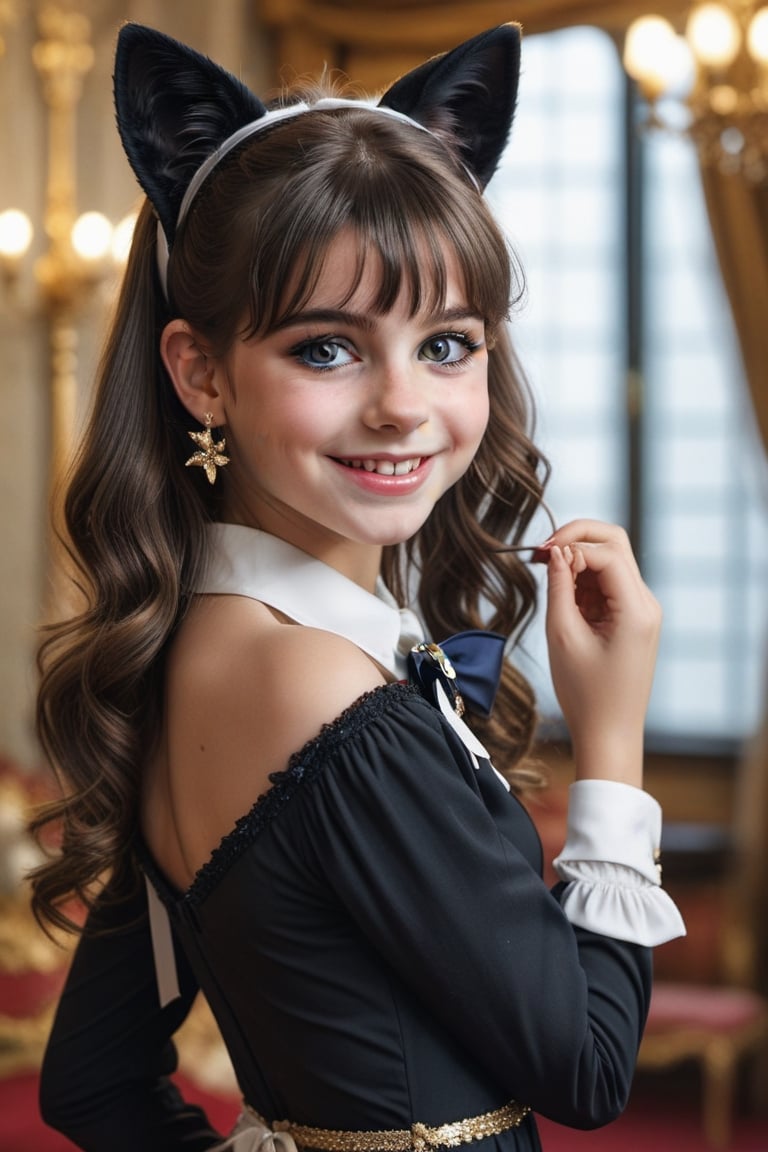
{"left": 419, "top": 333, "right": 480, "bottom": 364}
{"left": 293, "top": 338, "right": 356, "bottom": 370}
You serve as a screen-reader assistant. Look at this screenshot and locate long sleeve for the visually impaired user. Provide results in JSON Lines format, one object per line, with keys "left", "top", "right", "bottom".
{"left": 285, "top": 689, "right": 652, "bottom": 1129}
{"left": 39, "top": 871, "right": 224, "bottom": 1151}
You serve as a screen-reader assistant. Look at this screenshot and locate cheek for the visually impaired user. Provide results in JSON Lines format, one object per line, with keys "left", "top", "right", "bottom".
{"left": 233, "top": 393, "right": 325, "bottom": 453}
{"left": 476, "top": 392, "right": 491, "bottom": 443}
{"left": 454, "top": 383, "right": 490, "bottom": 454}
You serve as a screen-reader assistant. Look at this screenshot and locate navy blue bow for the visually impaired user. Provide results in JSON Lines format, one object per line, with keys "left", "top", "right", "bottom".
{"left": 407, "top": 630, "right": 506, "bottom": 717}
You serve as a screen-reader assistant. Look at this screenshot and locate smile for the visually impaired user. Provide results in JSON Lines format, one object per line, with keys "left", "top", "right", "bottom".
{"left": 337, "top": 458, "right": 423, "bottom": 476}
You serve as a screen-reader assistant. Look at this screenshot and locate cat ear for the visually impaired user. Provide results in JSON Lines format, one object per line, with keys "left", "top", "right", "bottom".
{"left": 377, "top": 24, "right": 521, "bottom": 189}
{"left": 113, "top": 23, "right": 267, "bottom": 245}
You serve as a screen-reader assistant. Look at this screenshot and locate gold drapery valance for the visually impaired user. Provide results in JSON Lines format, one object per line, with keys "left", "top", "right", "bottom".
{"left": 260, "top": 0, "right": 690, "bottom": 48}
{"left": 260, "top": 1, "right": 687, "bottom": 88}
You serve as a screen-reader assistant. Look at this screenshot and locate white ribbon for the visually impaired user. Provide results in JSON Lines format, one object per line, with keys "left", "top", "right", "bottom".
{"left": 213, "top": 1109, "right": 300, "bottom": 1152}
{"left": 145, "top": 875, "right": 181, "bottom": 1007}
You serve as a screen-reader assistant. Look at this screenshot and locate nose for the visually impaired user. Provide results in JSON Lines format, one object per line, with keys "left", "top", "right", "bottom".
{"left": 362, "top": 361, "right": 429, "bottom": 435}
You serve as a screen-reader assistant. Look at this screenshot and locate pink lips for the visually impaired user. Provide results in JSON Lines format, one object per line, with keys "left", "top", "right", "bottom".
{"left": 331, "top": 455, "right": 433, "bottom": 493}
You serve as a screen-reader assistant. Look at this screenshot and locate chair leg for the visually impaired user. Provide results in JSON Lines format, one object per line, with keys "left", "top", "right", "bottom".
{"left": 750, "top": 1032, "right": 768, "bottom": 1115}
{"left": 702, "top": 1038, "right": 736, "bottom": 1150}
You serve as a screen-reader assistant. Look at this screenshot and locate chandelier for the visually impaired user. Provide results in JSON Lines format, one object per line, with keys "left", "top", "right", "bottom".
{"left": 624, "top": 2, "right": 768, "bottom": 183}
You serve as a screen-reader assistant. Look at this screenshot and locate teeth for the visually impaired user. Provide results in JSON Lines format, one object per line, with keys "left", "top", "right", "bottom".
{"left": 341, "top": 458, "right": 421, "bottom": 476}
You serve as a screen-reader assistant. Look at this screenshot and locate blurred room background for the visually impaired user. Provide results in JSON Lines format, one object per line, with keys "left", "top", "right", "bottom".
{"left": 0, "top": 1, "right": 766, "bottom": 1149}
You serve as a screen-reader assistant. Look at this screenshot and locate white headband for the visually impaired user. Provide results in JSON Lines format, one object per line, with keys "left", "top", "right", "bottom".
{"left": 156, "top": 98, "right": 434, "bottom": 298}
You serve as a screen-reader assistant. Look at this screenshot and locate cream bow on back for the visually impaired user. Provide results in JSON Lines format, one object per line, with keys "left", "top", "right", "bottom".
{"left": 214, "top": 1109, "right": 300, "bottom": 1152}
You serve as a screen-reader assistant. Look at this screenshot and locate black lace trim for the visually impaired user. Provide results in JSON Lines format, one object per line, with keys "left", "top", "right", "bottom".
{"left": 184, "top": 681, "right": 422, "bottom": 908}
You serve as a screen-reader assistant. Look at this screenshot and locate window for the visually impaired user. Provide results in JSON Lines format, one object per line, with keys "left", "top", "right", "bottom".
{"left": 486, "top": 26, "right": 768, "bottom": 745}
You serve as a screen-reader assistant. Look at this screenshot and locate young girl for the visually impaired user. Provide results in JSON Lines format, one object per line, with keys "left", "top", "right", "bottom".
{"left": 32, "top": 21, "right": 684, "bottom": 1152}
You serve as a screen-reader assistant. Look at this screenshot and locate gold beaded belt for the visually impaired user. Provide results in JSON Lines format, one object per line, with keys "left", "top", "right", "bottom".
{"left": 239, "top": 1099, "right": 531, "bottom": 1152}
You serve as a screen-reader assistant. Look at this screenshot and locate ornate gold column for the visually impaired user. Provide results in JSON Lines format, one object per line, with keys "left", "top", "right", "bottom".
{"left": 0, "top": 4, "right": 133, "bottom": 617}
{"left": 33, "top": 5, "right": 95, "bottom": 551}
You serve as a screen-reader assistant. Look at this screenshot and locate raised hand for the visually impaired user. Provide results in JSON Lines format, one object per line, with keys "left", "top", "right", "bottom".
{"left": 539, "top": 521, "right": 661, "bottom": 788}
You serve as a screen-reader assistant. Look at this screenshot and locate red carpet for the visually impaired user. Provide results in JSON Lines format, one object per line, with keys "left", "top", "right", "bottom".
{"left": 2, "top": 1068, "right": 767, "bottom": 1152}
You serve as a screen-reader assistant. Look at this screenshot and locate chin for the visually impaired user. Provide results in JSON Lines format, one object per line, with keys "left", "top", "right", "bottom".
{"left": 364, "top": 520, "right": 432, "bottom": 547}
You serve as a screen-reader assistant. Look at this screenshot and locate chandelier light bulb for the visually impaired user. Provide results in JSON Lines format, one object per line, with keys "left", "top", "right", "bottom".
{"left": 624, "top": 16, "right": 679, "bottom": 98}
{"left": 624, "top": 3, "right": 768, "bottom": 182}
{"left": 747, "top": 7, "right": 768, "bottom": 64}
{"left": 71, "top": 211, "right": 113, "bottom": 261}
{"left": 0, "top": 209, "right": 33, "bottom": 259}
{"left": 686, "top": 3, "right": 742, "bottom": 68}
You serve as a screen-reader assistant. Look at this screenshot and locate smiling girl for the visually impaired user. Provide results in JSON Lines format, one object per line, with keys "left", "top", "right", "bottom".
{"left": 32, "top": 22, "right": 683, "bottom": 1152}
{"left": 168, "top": 230, "right": 490, "bottom": 579}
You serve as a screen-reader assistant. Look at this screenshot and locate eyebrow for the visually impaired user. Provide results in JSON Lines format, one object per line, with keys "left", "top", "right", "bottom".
{"left": 274, "top": 306, "right": 484, "bottom": 333}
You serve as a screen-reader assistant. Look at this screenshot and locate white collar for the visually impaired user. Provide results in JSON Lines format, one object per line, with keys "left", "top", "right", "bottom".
{"left": 198, "top": 523, "right": 424, "bottom": 678}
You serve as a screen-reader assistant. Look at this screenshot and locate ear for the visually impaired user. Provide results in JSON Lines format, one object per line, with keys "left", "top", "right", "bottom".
{"left": 377, "top": 24, "right": 521, "bottom": 189}
{"left": 113, "top": 23, "right": 266, "bottom": 245}
{"left": 161, "top": 320, "right": 227, "bottom": 425}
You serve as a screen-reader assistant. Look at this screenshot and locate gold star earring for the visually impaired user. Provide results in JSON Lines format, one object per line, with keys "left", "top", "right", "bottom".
{"left": 185, "top": 411, "right": 230, "bottom": 484}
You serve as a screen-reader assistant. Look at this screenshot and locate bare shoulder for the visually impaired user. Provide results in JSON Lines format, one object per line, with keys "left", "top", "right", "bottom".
{"left": 147, "top": 594, "right": 387, "bottom": 884}
{"left": 170, "top": 592, "right": 388, "bottom": 738}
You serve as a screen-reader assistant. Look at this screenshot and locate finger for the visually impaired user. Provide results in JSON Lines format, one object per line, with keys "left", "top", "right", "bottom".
{"left": 538, "top": 521, "right": 649, "bottom": 605}
{"left": 568, "top": 544, "right": 588, "bottom": 576}
{"left": 544, "top": 519, "right": 631, "bottom": 554}
{"left": 573, "top": 543, "right": 662, "bottom": 639}
{"left": 568, "top": 539, "right": 647, "bottom": 605}
{"left": 545, "top": 545, "right": 586, "bottom": 637}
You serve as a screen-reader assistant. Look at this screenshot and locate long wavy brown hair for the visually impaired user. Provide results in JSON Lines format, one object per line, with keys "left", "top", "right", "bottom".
{"left": 31, "top": 100, "right": 549, "bottom": 934}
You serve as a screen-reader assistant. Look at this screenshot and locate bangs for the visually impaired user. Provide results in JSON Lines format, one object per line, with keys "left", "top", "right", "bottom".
{"left": 237, "top": 112, "right": 515, "bottom": 337}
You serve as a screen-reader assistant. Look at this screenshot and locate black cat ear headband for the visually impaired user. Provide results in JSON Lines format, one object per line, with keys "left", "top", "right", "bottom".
{"left": 113, "top": 21, "right": 521, "bottom": 296}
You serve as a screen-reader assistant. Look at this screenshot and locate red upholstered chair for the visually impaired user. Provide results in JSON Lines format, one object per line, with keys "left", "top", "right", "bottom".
{"left": 637, "top": 980, "right": 768, "bottom": 1149}
{"left": 636, "top": 720, "right": 768, "bottom": 1151}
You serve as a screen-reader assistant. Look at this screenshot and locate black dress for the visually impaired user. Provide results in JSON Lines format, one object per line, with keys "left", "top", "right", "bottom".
{"left": 39, "top": 527, "right": 678, "bottom": 1152}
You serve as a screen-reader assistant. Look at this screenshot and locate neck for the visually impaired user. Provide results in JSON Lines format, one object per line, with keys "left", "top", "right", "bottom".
{"left": 220, "top": 511, "right": 384, "bottom": 593}
{"left": 309, "top": 539, "right": 384, "bottom": 594}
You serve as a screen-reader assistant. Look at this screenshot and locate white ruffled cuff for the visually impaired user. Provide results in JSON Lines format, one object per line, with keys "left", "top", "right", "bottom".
{"left": 552, "top": 780, "right": 686, "bottom": 947}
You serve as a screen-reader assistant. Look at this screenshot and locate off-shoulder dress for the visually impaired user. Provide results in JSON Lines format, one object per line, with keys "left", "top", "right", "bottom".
{"left": 40, "top": 523, "right": 685, "bottom": 1152}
